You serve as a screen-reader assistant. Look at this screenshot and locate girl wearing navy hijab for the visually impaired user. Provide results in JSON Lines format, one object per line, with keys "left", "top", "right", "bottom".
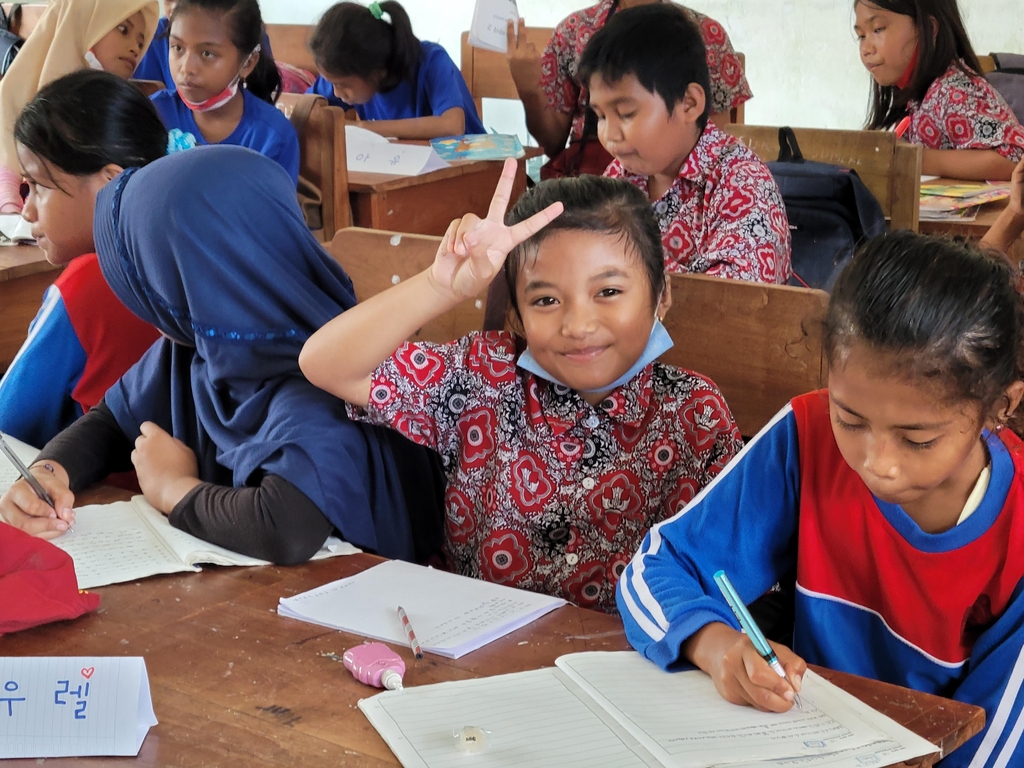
{"left": 0, "top": 145, "right": 444, "bottom": 564}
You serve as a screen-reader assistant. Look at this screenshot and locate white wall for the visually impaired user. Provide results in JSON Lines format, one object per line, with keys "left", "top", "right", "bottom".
{"left": 260, "top": 0, "right": 1024, "bottom": 140}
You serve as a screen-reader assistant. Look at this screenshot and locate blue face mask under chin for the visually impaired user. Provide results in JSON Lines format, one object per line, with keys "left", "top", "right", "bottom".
{"left": 516, "top": 319, "right": 674, "bottom": 394}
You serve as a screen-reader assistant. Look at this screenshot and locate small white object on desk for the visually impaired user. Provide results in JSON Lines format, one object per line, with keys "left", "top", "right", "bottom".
{"left": 277, "top": 559, "right": 565, "bottom": 659}
{"left": 0, "top": 657, "right": 156, "bottom": 758}
{"left": 345, "top": 124, "right": 450, "bottom": 176}
{"left": 0, "top": 213, "right": 35, "bottom": 245}
{"left": 468, "top": 0, "right": 519, "bottom": 53}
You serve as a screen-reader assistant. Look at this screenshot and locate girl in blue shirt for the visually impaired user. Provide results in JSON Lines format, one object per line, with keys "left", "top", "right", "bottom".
{"left": 150, "top": 0, "right": 299, "bottom": 185}
{"left": 306, "top": 1, "right": 485, "bottom": 139}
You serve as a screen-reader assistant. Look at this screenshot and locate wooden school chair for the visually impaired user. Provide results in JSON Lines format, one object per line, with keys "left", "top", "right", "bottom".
{"left": 660, "top": 273, "right": 829, "bottom": 437}
{"left": 265, "top": 23, "right": 317, "bottom": 75}
{"left": 979, "top": 55, "right": 997, "bottom": 75}
{"left": 276, "top": 93, "right": 351, "bottom": 241}
{"left": 724, "top": 124, "right": 923, "bottom": 232}
{"left": 328, "top": 227, "right": 487, "bottom": 344}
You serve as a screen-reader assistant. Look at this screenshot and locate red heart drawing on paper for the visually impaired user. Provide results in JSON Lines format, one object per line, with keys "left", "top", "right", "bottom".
{"left": 80, "top": 667, "right": 95, "bottom": 679}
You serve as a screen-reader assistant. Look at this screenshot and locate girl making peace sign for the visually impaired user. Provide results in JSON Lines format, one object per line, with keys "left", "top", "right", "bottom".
{"left": 300, "top": 160, "right": 741, "bottom": 612}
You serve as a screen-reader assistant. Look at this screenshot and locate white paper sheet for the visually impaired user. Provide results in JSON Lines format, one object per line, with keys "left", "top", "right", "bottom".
{"left": 278, "top": 559, "right": 565, "bottom": 658}
{"left": 52, "top": 496, "right": 360, "bottom": 589}
{"left": 0, "top": 213, "right": 35, "bottom": 245}
{"left": 345, "top": 125, "right": 450, "bottom": 176}
{"left": 468, "top": 0, "right": 519, "bottom": 53}
{"left": 0, "top": 657, "right": 156, "bottom": 758}
{"left": 0, "top": 433, "right": 39, "bottom": 496}
{"left": 358, "top": 652, "right": 938, "bottom": 768}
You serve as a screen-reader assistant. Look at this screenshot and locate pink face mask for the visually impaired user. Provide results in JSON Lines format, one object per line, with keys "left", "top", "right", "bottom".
{"left": 179, "top": 45, "right": 260, "bottom": 113}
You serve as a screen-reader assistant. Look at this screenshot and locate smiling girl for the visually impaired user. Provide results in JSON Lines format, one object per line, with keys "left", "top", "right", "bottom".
{"left": 618, "top": 231, "right": 1024, "bottom": 768}
{"left": 0, "top": 0, "right": 159, "bottom": 211}
{"left": 0, "top": 71, "right": 164, "bottom": 447}
{"left": 855, "top": 0, "right": 1024, "bottom": 180}
{"left": 151, "top": 0, "right": 299, "bottom": 185}
{"left": 300, "top": 161, "right": 743, "bottom": 612}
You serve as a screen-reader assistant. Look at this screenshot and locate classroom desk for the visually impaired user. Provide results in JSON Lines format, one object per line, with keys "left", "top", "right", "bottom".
{"left": 0, "top": 488, "right": 984, "bottom": 767}
{"left": 919, "top": 183, "right": 1024, "bottom": 262}
{"left": 347, "top": 156, "right": 530, "bottom": 237}
{"left": 0, "top": 245, "right": 60, "bottom": 373}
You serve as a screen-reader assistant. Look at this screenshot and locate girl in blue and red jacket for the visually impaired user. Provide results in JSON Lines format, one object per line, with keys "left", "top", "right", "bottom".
{"left": 0, "top": 71, "right": 163, "bottom": 447}
{"left": 619, "top": 230, "right": 1024, "bottom": 768}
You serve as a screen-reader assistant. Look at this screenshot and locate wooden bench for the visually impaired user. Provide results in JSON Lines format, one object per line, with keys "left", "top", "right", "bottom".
{"left": 724, "top": 124, "right": 923, "bottom": 232}
{"left": 276, "top": 93, "right": 351, "bottom": 241}
{"left": 661, "top": 273, "right": 829, "bottom": 437}
{"left": 328, "top": 227, "right": 486, "bottom": 343}
{"left": 265, "top": 23, "right": 317, "bottom": 75}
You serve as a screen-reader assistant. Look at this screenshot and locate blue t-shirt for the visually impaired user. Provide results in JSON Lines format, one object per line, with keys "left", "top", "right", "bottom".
{"left": 307, "top": 41, "right": 485, "bottom": 134}
{"left": 151, "top": 88, "right": 300, "bottom": 186}
{"left": 134, "top": 17, "right": 274, "bottom": 94}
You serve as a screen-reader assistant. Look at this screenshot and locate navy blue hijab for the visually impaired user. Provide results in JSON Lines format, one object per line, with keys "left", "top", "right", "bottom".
{"left": 94, "top": 145, "right": 440, "bottom": 559}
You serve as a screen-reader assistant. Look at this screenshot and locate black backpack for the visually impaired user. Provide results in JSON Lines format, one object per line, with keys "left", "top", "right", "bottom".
{"left": 767, "top": 127, "right": 887, "bottom": 291}
{"left": 0, "top": 4, "right": 23, "bottom": 76}
{"left": 987, "top": 53, "right": 1024, "bottom": 126}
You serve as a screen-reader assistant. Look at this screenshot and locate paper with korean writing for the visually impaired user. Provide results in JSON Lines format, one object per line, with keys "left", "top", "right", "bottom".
{"left": 0, "top": 657, "right": 156, "bottom": 758}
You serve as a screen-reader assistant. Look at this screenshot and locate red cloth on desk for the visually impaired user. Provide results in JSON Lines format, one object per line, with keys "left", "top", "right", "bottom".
{"left": 0, "top": 523, "right": 99, "bottom": 635}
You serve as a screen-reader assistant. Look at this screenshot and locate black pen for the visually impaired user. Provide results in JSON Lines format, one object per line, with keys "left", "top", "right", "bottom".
{"left": 0, "top": 433, "right": 57, "bottom": 509}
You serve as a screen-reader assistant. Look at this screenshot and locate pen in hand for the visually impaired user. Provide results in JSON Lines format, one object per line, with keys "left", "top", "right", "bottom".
{"left": 0, "top": 434, "right": 72, "bottom": 530}
{"left": 714, "top": 569, "right": 802, "bottom": 709}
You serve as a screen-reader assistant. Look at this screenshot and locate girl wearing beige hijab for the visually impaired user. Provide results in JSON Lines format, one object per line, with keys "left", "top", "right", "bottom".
{"left": 0, "top": 0, "right": 160, "bottom": 211}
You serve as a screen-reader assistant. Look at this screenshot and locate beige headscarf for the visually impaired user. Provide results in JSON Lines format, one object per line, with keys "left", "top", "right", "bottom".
{"left": 0, "top": 0, "right": 161, "bottom": 172}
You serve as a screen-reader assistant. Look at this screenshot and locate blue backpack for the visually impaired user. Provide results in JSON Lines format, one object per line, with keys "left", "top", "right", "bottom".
{"left": 767, "top": 127, "right": 887, "bottom": 290}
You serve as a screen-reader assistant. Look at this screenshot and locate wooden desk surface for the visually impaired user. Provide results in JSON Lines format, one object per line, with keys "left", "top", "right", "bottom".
{"left": 0, "top": 243, "right": 58, "bottom": 282}
{"left": 0, "top": 489, "right": 984, "bottom": 767}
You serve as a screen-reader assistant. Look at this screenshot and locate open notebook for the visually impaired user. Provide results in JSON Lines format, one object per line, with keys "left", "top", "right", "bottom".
{"left": 359, "top": 651, "right": 939, "bottom": 768}
{"left": 52, "top": 496, "right": 359, "bottom": 589}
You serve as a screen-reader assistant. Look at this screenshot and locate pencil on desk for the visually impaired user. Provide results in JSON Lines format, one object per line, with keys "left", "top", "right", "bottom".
{"left": 397, "top": 605, "right": 423, "bottom": 659}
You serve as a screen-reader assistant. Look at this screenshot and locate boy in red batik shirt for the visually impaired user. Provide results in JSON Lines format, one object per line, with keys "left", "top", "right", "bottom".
{"left": 581, "top": 4, "right": 791, "bottom": 283}
{"left": 506, "top": 0, "right": 751, "bottom": 179}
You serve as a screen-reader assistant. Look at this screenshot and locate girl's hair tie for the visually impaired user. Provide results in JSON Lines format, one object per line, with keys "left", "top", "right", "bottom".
{"left": 368, "top": 1, "right": 384, "bottom": 19}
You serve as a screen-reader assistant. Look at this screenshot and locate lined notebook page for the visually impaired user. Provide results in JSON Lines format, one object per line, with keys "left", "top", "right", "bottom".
{"left": 359, "top": 668, "right": 661, "bottom": 768}
{"left": 51, "top": 501, "right": 194, "bottom": 588}
{"left": 0, "top": 433, "right": 39, "bottom": 495}
{"left": 556, "top": 652, "right": 937, "bottom": 768}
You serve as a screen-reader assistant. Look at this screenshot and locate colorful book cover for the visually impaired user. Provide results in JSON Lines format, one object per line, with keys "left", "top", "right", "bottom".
{"left": 920, "top": 182, "right": 1010, "bottom": 200}
{"left": 430, "top": 134, "right": 526, "bottom": 162}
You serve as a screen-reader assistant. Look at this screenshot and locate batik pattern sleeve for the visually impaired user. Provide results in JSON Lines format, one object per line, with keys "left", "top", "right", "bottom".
{"left": 348, "top": 332, "right": 516, "bottom": 467}
{"left": 617, "top": 405, "right": 802, "bottom": 669}
{"left": 0, "top": 286, "right": 86, "bottom": 447}
{"left": 684, "top": 8, "right": 753, "bottom": 115}
{"left": 540, "top": 12, "right": 586, "bottom": 119}
{"left": 700, "top": 151, "right": 792, "bottom": 283}
{"left": 941, "top": 582, "right": 1024, "bottom": 768}
{"left": 910, "top": 65, "right": 1024, "bottom": 163}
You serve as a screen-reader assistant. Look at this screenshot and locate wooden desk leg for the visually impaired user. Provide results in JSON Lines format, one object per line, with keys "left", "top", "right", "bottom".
{"left": 0, "top": 271, "right": 52, "bottom": 372}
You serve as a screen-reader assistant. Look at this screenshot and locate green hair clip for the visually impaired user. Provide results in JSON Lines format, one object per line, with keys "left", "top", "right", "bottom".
{"left": 368, "top": 1, "right": 384, "bottom": 19}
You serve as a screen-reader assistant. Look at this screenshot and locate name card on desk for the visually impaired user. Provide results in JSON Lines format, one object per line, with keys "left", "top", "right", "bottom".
{"left": 346, "top": 124, "right": 450, "bottom": 176}
{"left": 0, "top": 657, "right": 157, "bottom": 758}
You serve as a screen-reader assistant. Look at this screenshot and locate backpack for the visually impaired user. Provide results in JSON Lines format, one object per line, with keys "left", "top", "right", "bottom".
{"left": 0, "top": 4, "right": 23, "bottom": 76}
{"left": 767, "top": 127, "right": 887, "bottom": 291}
{"left": 986, "top": 53, "right": 1024, "bottom": 126}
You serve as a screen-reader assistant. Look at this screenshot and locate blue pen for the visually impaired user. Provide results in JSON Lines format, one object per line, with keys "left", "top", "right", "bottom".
{"left": 714, "top": 569, "right": 802, "bottom": 708}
